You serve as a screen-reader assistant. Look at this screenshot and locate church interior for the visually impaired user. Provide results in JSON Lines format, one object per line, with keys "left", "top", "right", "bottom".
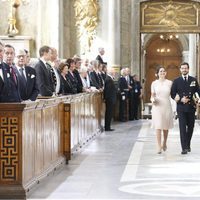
{"left": 1, "top": 0, "right": 200, "bottom": 199}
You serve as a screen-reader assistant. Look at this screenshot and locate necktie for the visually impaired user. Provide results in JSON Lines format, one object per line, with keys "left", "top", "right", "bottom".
{"left": 47, "top": 63, "right": 57, "bottom": 87}
{"left": 127, "top": 76, "right": 130, "bottom": 85}
{"left": 10, "top": 66, "right": 17, "bottom": 85}
{"left": 184, "top": 76, "right": 187, "bottom": 82}
{"left": 19, "top": 68, "right": 26, "bottom": 82}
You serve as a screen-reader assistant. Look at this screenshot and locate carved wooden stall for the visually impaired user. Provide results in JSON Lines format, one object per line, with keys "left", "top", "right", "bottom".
{"left": 0, "top": 92, "right": 104, "bottom": 199}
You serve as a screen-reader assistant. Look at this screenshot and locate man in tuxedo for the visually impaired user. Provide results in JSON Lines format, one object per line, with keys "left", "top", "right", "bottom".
{"left": 0, "top": 44, "right": 21, "bottom": 102}
{"left": 171, "top": 62, "right": 200, "bottom": 154}
{"left": 96, "top": 47, "right": 107, "bottom": 65}
{"left": 104, "top": 67, "right": 117, "bottom": 131}
{"left": 35, "top": 46, "right": 55, "bottom": 96}
{"left": 15, "top": 49, "right": 39, "bottom": 101}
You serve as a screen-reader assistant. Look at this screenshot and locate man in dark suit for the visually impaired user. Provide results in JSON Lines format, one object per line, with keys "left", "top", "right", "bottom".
{"left": 73, "top": 55, "right": 83, "bottom": 93}
{"left": 104, "top": 67, "right": 117, "bottom": 131}
{"left": 35, "top": 46, "right": 55, "bottom": 96}
{"left": 48, "top": 47, "right": 61, "bottom": 95}
{"left": 0, "top": 44, "right": 21, "bottom": 102}
{"left": 90, "top": 60, "right": 103, "bottom": 90}
{"left": 118, "top": 68, "right": 129, "bottom": 122}
{"left": 131, "top": 74, "right": 142, "bottom": 120}
{"left": 96, "top": 47, "right": 107, "bottom": 65}
{"left": 171, "top": 62, "right": 200, "bottom": 154}
{"left": 125, "top": 68, "right": 134, "bottom": 120}
{"left": 15, "top": 49, "right": 39, "bottom": 101}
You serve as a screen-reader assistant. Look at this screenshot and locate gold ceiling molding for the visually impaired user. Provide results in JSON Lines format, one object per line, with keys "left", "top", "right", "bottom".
{"left": 141, "top": 0, "right": 200, "bottom": 33}
{"left": 74, "top": 0, "right": 99, "bottom": 52}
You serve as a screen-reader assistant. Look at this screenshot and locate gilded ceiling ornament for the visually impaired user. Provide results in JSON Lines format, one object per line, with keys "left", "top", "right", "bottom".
{"left": 141, "top": 0, "right": 199, "bottom": 32}
{"left": 74, "top": 0, "right": 99, "bottom": 52}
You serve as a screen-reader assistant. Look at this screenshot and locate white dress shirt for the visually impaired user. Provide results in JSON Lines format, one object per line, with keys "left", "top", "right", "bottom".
{"left": 16, "top": 66, "right": 27, "bottom": 80}
{"left": 0, "top": 62, "right": 3, "bottom": 81}
{"left": 52, "top": 67, "right": 61, "bottom": 94}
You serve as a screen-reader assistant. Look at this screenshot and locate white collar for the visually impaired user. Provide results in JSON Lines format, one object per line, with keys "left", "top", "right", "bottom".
{"left": 182, "top": 74, "right": 189, "bottom": 79}
{"left": 40, "top": 58, "right": 48, "bottom": 66}
{"left": 107, "top": 74, "right": 114, "bottom": 80}
{"left": 16, "top": 66, "right": 25, "bottom": 70}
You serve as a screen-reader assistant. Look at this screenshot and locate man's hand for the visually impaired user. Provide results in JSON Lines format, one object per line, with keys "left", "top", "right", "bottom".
{"left": 175, "top": 94, "right": 180, "bottom": 102}
{"left": 181, "top": 96, "right": 190, "bottom": 104}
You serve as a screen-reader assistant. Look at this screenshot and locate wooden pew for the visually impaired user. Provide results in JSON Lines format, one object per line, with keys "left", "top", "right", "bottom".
{"left": 0, "top": 92, "right": 104, "bottom": 199}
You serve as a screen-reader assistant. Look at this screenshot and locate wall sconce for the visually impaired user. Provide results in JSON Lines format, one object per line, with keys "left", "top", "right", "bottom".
{"left": 2, "top": 0, "right": 30, "bottom": 37}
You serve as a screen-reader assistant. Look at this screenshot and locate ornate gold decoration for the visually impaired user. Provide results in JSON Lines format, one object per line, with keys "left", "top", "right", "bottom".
{"left": 0, "top": 117, "right": 19, "bottom": 182}
{"left": 2, "top": 0, "right": 29, "bottom": 37}
{"left": 74, "top": 0, "right": 99, "bottom": 52}
{"left": 141, "top": 0, "right": 200, "bottom": 33}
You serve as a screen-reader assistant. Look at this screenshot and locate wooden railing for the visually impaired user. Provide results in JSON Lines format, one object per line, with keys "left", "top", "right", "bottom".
{"left": 0, "top": 92, "right": 104, "bottom": 199}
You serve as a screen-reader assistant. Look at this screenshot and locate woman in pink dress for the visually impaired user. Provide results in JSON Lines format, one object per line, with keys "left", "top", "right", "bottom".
{"left": 151, "top": 67, "right": 173, "bottom": 154}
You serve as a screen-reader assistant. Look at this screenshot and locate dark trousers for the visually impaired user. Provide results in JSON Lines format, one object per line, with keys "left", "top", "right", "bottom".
{"left": 105, "top": 100, "right": 114, "bottom": 130}
{"left": 133, "top": 95, "right": 140, "bottom": 119}
{"left": 119, "top": 97, "right": 127, "bottom": 121}
{"left": 177, "top": 111, "right": 195, "bottom": 151}
{"left": 129, "top": 92, "right": 134, "bottom": 120}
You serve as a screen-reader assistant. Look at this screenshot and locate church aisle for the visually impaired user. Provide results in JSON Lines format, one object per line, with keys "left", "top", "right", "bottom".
{"left": 28, "top": 120, "right": 200, "bottom": 199}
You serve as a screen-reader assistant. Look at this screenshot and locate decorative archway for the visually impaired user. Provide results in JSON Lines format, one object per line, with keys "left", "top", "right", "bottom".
{"left": 143, "top": 34, "right": 183, "bottom": 102}
{"left": 139, "top": 0, "right": 200, "bottom": 103}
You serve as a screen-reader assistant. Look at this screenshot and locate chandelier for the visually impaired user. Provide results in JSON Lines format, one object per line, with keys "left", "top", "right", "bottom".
{"left": 2, "top": 0, "right": 30, "bottom": 37}
{"left": 159, "top": 34, "right": 179, "bottom": 41}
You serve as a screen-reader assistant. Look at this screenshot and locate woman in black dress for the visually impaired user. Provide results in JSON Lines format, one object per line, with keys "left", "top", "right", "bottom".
{"left": 58, "top": 62, "right": 74, "bottom": 95}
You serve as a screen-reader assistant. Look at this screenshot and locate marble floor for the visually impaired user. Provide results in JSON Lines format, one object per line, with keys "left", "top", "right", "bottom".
{"left": 28, "top": 119, "right": 200, "bottom": 200}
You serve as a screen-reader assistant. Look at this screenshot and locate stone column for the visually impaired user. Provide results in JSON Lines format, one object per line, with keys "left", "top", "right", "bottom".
{"left": 131, "top": 0, "right": 140, "bottom": 75}
{"left": 108, "top": 0, "right": 120, "bottom": 69}
{"left": 188, "top": 34, "right": 197, "bottom": 76}
{"left": 36, "top": 0, "right": 59, "bottom": 55}
{"left": 182, "top": 51, "right": 189, "bottom": 63}
{"left": 59, "top": 0, "right": 64, "bottom": 58}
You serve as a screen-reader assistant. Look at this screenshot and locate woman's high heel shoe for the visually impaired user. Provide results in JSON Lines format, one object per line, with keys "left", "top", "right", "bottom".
{"left": 157, "top": 147, "right": 162, "bottom": 154}
{"left": 162, "top": 145, "right": 167, "bottom": 151}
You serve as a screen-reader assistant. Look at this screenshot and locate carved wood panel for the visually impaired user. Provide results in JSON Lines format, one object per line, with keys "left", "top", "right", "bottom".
{"left": 0, "top": 117, "right": 19, "bottom": 182}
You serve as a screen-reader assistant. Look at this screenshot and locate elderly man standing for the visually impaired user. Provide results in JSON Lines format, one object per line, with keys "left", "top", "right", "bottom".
{"left": 96, "top": 47, "right": 107, "bottom": 65}
{"left": 48, "top": 47, "right": 61, "bottom": 95}
{"left": 15, "top": 49, "right": 39, "bottom": 101}
{"left": 1, "top": 44, "right": 21, "bottom": 102}
{"left": 104, "top": 67, "right": 117, "bottom": 131}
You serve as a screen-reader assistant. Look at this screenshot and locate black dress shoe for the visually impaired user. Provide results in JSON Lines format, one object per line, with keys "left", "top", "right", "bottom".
{"left": 181, "top": 150, "right": 188, "bottom": 154}
{"left": 105, "top": 128, "right": 115, "bottom": 131}
{"left": 186, "top": 148, "right": 191, "bottom": 152}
